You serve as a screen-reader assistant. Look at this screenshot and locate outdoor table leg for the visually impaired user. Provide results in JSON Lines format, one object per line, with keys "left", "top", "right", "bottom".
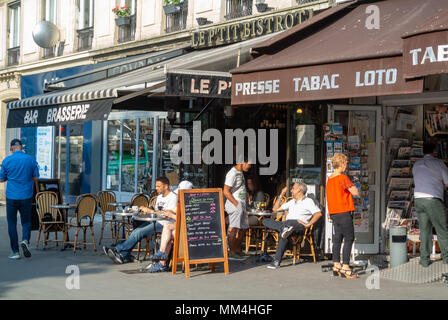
{"left": 256, "top": 226, "right": 273, "bottom": 263}
{"left": 153, "top": 221, "right": 158, "bottom": 252}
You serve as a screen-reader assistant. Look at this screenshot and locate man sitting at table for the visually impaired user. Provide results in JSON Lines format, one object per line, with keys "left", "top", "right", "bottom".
{"left": 103, "top": 176, "right": 177, "bottom": 264}
{"left": 142, "top": 180, "right": 193, "bottom": 273}
{"left": 263, "top": 182, "right": 322, "bottom": 269}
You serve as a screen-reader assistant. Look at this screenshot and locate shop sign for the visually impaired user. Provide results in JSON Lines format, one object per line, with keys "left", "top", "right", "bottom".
{"left": 191, "top": 9, "right": 312, "bottom": 48}
{"left": 403, "top": 30, "right": 448, "bottom": 79}
{"left": 231, "top": 56, "right": 423, "bottom": 105}
{"left": 7, "top": 99, "right": 114, "bottom": 128}
{"left": 166, "top": 71, "right": 232, "bottom": 98}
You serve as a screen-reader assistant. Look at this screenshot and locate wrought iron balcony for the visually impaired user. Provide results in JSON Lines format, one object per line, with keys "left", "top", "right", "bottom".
{"left": 77, "top": 26, "right": 94, "bottom": 51}
{"left": 165, "top": 6, "right": 188, "bottom": 33}
{"left": 225, "top": 0, "right": 253, "bottom": 20}
{"left": 7, "top": 46, "right": 20, "bottom": 66}
{"left": 118, "top": 15, "right": 136, "bottom": 43}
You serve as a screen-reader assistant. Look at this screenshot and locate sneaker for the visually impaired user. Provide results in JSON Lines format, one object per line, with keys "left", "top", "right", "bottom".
{"left": 281, "top": 225, "right": 294, "bottom": 239}
{"left": 267, "top": 260, "right": 280, "bottom": 269}
{"left": 102, "top": 246, "right": 109, "bottom": 256}
{"left": 142, "top": 261, "right": 168, "bottom": 273}
{"left": 21, "top": 241, "right": 31, "bottom": 258}
{"left": 149, "top": 250, "right": 168, "bottom": 261}
{"left": 8, "top": 252, "right": 20, "bottom": 260}
{"left": 228, "top": 253, "right": 245, "bottom": 261}
{"left": 107, "top": 248, "right": 124, "bottom": 264}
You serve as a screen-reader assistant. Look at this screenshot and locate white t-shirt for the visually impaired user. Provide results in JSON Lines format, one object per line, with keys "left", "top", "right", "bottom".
{"left": 281, "top": 197, "right": 321, "bottom": 224}
{"left": 155, "top": 191, "right": 178, "bottom": 226}
{"left": 224, "top": 167, "right": 247, "bottom": 204}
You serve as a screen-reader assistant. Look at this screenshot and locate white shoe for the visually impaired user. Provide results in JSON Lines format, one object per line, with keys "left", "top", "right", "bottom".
{"left": 21, "top": 240, "right": 32, "bottom": 258}
{"left": 281, "top": 226, "right": 294, "bottom": 239}
{"left": 8, "top": 252, "right": 20, "bottom": 259}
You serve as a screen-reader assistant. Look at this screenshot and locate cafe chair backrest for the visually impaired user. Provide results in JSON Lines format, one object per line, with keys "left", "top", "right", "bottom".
{"left": 75, "top": 193, "right": 97, "bottom": 224}
{"left": 97, "top": 190, "right": 116, "bottom": 217}
{"left": 131, "top": 193, "right": 149, "bottom": 208}
{"left": 36, "top": 191, "right": 63, "bottom": 222}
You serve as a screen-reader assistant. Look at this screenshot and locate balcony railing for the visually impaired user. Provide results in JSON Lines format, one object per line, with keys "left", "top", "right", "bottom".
{"left": 118, "top": 15, "right": 136, "bottom": 44}
{"left": 7, "top": 46, "right": 20, "bottom": 66}
{"left": 225, "top": 0, "right": 253, "bottom": 20}
{"left": 165, "top": 6, "right": 188, "bottom": 33}
{"left": 77, "top": 26, "right": 94, "bottom": 51}
{"left": 43, "top": 46, "right": 56, "bottom": 59}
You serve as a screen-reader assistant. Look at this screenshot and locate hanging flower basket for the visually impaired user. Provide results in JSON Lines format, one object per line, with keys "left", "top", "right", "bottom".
{"left": 163, "top": 0, "right": 184, "bottom": 15}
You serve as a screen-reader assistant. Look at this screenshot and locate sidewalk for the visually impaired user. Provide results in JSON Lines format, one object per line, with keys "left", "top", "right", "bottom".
{"left": 0, "top": 207, "right": 447, "bottom": 300}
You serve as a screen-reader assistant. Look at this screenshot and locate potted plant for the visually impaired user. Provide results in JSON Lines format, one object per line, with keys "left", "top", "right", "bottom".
{"left": 112, "top": 4, "right": 131, "bottom": 26}
{"left": 163, "top": 0, "right": 184, "bottom": 15}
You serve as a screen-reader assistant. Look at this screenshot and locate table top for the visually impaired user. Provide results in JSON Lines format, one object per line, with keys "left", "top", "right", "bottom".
{"left": 247, "top": 210, "right": 275, "bottom": 217}
{"left": 108, "top": 202, "right": 131, "bottom": 207}
{"left": 111, "top": 211, "right": 137, "bottom": 217}
{"left": 50, "top": 204, "right": 76, "bottom": 209}
{"left": 133, "top": 214, "right": 171, "bottom": 222}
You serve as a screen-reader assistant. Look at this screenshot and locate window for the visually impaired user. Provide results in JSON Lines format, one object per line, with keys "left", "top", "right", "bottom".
{"left": 77, "top": 0, "right": 94, "bottom": 51}
{"left": 117, "top": 0, "right": 136, "bottom": 43}
{"left": 43, "top": 0, "right": 58, "bottom": 58}
{"left": 8, "top": 1, "right": 21, "bottom": 66}
{"left": 165, "top": 0, "right": 188, "bottom": 34}
{"left": 225, "top": 0, "right": 252, "bottom": 20}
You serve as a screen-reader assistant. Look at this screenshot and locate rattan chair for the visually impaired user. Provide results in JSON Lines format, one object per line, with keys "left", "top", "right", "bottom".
{"left": 261, "top": 196, "right": 292, "bottom": 253}
{"left": 131, "top": 193, "right": 150, "bottom": 207}
{"left": 245, "top": 192, "right": 273, "bottom": 253}
{"left": 285, "top": 223, "right": 319, "bottom": 264}
{"left": 35, "top": 191, "right": 66, "bottom": 249}
{"left": 65, "top": 193, "right": 97, "bottom": 253}
{"left": 97, "top": 190, "right": 121, "bottom": 245}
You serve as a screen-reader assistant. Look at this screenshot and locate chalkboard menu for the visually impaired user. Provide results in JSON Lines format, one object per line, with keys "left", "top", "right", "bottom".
{"left": 173, "top": 188, "right": 229, "bottom": 278}
{"left": 184, "top": 191, "right": 223, "bottom": 260}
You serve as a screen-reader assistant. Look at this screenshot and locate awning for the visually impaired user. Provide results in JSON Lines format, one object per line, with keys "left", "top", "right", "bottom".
{"left": 7, "top": 34, "right": 277, "bottom": 112}
{"left": 230, "top": 0, "right": 448, "bottom": 105}
{"left": 402, "top": 8, "right": 448, "bottom": 79}
{"left": 7, "top": 99, "right": 114, "bottom": 128}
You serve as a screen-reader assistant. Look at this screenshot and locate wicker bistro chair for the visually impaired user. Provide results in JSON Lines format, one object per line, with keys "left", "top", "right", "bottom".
{"left": 131, "top": 193, "right": 150, "bottom": 208}
{"left": 64, "top": 194, "right": 97, "bottom": 253}
{"left": 285, "top": 222, "right": 319, "bottom": 264}
{"left": 35, "top": 191, "right": 66, "bottom": 249}
{"left": 97, "top": 190, "right": 122, "bottom": 245}
{"left": 245, "top": 192, "right": 273, "bottom": 253}
{"left": 130, "top": 193, "right": 157, "bottom": 260}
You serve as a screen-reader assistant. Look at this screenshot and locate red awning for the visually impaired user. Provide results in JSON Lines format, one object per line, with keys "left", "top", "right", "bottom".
{"left": 230, "top": 0, "right": 448, "bottom": 105}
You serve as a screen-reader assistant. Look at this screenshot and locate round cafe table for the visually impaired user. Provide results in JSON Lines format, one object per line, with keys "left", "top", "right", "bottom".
{"left": 111, "top": 210, "right": 137, "bottom": 241}
{"left": 133, "top": 214, "right": 171, "bottom": 251}
{"left": 248, "top": 210, "right": 276, "bottom": 263}
{"left": 108, "top": 202, "right": 131, "bottom": 209}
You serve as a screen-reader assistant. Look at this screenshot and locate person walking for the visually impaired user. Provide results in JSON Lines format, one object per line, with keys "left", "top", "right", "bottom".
{"left": 224, "top": 159, "right": 251, "bottom": 260}
{"left": 412, "top": 142, "right": 448, "bottom": 267}
{"left": 0, "top": 139, "right": 40, "bottom": 259}
{"left": 327, "top": 153, "right": 359, "bottom": 278}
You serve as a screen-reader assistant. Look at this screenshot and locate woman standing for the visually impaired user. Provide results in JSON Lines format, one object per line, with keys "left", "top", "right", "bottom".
{"left": 327, "top": 153, "right": 359, "bottom": 279}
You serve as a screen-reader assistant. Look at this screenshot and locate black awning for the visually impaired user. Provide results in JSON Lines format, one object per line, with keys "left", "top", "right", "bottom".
{"left": 7, "top": 98, "right": 113, "bottom": 128}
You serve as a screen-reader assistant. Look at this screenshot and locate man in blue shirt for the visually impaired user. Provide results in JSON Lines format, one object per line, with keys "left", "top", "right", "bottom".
{"left": 0, "top": 139, "right": 39, "bottom": 259}
{"left": 412, "top": 142, "right": 448, "bottom": 267}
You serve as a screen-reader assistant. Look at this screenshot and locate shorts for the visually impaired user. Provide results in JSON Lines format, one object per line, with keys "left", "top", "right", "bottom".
{"left": 225, "top": 200, "right": 248, "bottom": 230}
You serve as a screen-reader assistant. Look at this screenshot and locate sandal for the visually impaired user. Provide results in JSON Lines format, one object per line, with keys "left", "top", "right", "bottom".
{"left": 332, "top": 263, "right": 342, "bottom": 277}
{"left": 340, "top": 267, "right": 359, "bottom": 279}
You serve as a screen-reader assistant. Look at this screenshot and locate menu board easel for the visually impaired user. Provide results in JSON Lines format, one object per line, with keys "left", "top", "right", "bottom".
{"left": 172, "top": 188, "right": 229, "bottom": 278}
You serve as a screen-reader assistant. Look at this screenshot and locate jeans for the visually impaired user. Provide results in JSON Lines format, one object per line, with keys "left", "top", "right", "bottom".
{"left": 262, "top": 219, "right": 305, "bottom": 263}
{"left": 331, "top": 212, "right": 355, "bottom": 265}
{"left": 415, "top": 198, "right": 448, "bottom": 264}
{"left": 115, "top": 221, "right": 163, "bottom": 260}
{"left": 6, "top": 198, "right": 32, "bottom": 253}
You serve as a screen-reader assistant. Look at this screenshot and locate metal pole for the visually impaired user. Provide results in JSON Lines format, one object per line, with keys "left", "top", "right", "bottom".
{"left": 119, "top": 121, "right": 123, "bottom": 196}
{"left": 135, "top": 118, "right": 139, "bottom": 193}
{"left": 58, "top": 125, "right": 61, "bottom": 179}
{"left": 152, "top": 116, "right": 159, "bottom": 190}
{"left": 286, "top": 106, "right": 291, "bottom": 196}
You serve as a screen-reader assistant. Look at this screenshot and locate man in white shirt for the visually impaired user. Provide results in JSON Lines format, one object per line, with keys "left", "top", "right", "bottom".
{"left": 224, "top": 160, "right": 251, "bottom": 260}
{"left": 104, "top": 176, "right": 177, "bottom": 266}
{"left": 263, "top": 182, "right": 322, "bottom": 269}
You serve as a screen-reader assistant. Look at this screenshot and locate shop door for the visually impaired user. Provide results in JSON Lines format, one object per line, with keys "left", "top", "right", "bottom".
{"left": 103, "top": 112, "right": 181, "bottom": 202}
{"left": 325, "top": 105, "right": 382, "bottom": 255}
